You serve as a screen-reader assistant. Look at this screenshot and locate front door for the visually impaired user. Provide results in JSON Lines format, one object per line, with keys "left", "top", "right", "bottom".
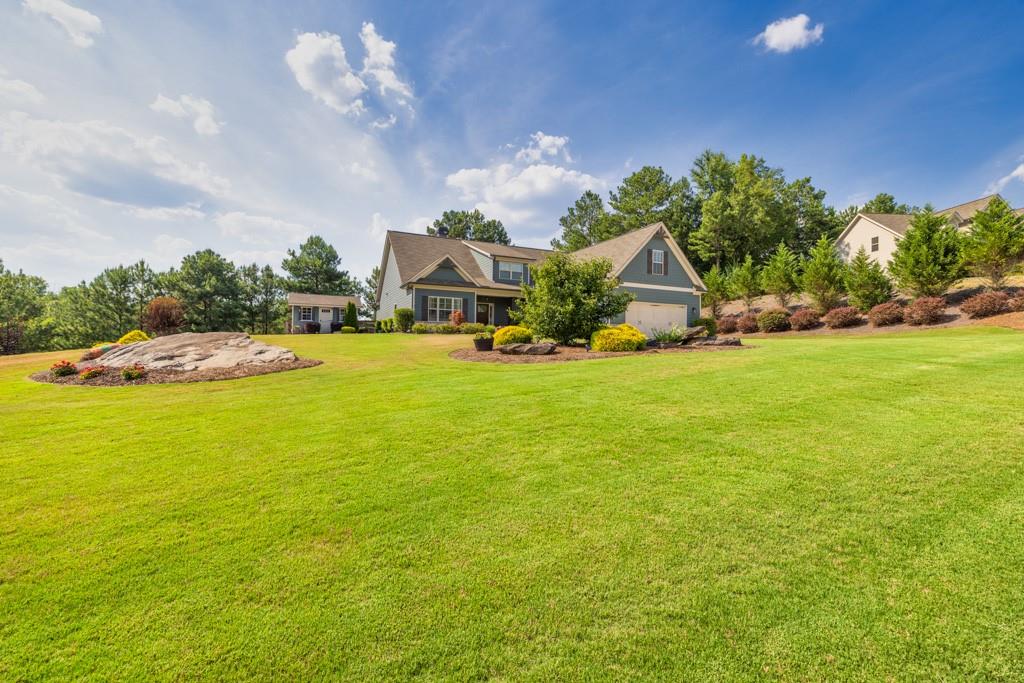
{"left": 320, "top": 308, "right": 333, "bottom": 333}
{"left": 476, "top": 303, "right": 493, "bottom": 325}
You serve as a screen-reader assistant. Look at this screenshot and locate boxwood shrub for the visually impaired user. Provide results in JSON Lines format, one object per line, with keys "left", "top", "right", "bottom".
{"left": 394, "top": 308, "right": 414, "bottom": 332}
{"left": 867, "top": 302, "right": 904, "bottom": 327}
{"left": 961, "top": 291, "right": 1008, "bottom": 319}
{"left": 823, "top": 306, "right": 862, "bottom": 329}
{"left": 411, "top": 323, "right": 431, "bottom": 334}
{"left": 494, "top": 325, "right": 533, "bottom": 345}
{"left": 460, "top": 323, "right": 486, "bottom": 334}
{"left": 756, "top": 308, "right": 791, "bottom": 333}
{"left": 904, "top": 297, "right": 946, "bottom": 326}
{"left": 590, "top": 323, "right": 647, "bottom": 352}
{"left": 340, "top": 326, "right": 357, "bottom": 334}
{"left": 789, "top": 308, "right": 820, "bottom": 331}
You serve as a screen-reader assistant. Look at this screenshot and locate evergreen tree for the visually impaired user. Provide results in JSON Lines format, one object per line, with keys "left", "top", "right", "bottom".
{"left": 551, "top": 191, "right": 619, "bottom": 250}
{"left": 427, "top": 209, "right": 510, "bottom": 245}
{"left": 343, "top": 301, "right": 359, "bottom": 328}
{"left": 174, "top": 250, "right": 243, "bottom": 332}
{"left": 962, "top": 196, "right": 1024, "bottom": 289}
{"left": 701, "top": 265, "right": 730, "bottom": 319}
{"left": 889, "top": 211, "right": 964, "bottom": 297}
{"left": 861, "top": 193, "right": 913, "bottom": 214}
{"left": 760, "top": 243, "right": 801, "bottom": 307}
{"left": 843, "top": 248, "right": 893, "bottom": 311}
{"left": 728, "top": 255, "right": 761, "bottom": 312}
{"left": 608, "top": 166, "right": 699, "bottom": 253}
{"left": 361, "top": 266, "right": 380, "bottom": 318}
{"left": 281, "top": 235, "right": 357, "bottom": 294}
{"left": 801, "top": 236, "right": 846, "bottom": 313}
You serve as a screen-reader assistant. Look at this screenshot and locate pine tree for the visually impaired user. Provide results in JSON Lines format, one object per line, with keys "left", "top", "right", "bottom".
{"left": 962, "top": 196, "right": 1024, "bottom": 289}
{"left": 760, "top": 243, "right": 801, "bottom": 307}
{"left": 889, "top": 211, "right": 964, "bottom": 297}
{"left": 843, "top": 248, "right": 893, "bottom": 311}
{"left": 701, "top": 265, "right": 730, "bottom": 318}
{"left": 728, "top": 255, "right": 761, "bottom": 312}
{"left": 801, "top": 236, "right": 846, "bottom": 313}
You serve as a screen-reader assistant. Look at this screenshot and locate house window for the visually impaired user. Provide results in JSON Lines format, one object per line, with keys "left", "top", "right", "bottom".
{"left": 427, "top": 296, "right": 462, "bottom": 322}
{"left": 652, "top": 249, "right": 665, "bottom": 275}
{"left": 299, "top": 307, "right": 313, "bottom": 321}
{"left": 498, "top": 261, "right": 524, "bottom": 282}
{"left": 870, "top": 236, "right": 879, "bottom": 252}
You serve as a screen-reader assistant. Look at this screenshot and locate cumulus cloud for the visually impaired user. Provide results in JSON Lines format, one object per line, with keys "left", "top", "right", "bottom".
{"left": 986, "top": 162, "right": 1024, "bottom": 194}
{"left": 753, "top": 14, "right": 824, "bottom": 53}
{"left": 369, "top": 211, "right": 389, "bottom": 241}
{"left": 150, "top": 94, "right": 223, "bottom": 136}
{"left": 0, "top": 112, "right": 230, "bottom": 207}
{"left": 23, "top": 0, "right": 102, "bottom": 48}
{"left": 515, "top": 131, "right": 571, "bottom": 163}
{"left": 215, "top": 211, "right": 311, "bottom": 246}
{"left": 359, "top": 22, "right": 413, "bottom": 103}
{"left": 285, "top": 32, "right": 367, "bottom": 115}
{"left": 0, "top": 183, "right": 110, "bottom": 240}
{"left": 0, "top": 69, "right": 45, "bottom": 105}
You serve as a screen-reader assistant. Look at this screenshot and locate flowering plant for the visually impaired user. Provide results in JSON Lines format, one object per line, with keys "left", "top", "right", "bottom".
{"left": 51, "top": 360, "right": 77, "bottom": 377}
{"left": 78, "top": 366, "right": 106, "bottom": 380}
{"left": 121, "top": 364, "right": 146, "bottom": 381}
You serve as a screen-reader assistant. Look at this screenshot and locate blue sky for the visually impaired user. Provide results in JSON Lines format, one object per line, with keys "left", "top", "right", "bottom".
{"left": 2, "top": 0, "right": 1023, "bottom": 286}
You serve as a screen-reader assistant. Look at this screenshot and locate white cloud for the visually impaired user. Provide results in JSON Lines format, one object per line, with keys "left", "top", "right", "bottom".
{"left": 0, "top": 69, "right": 45, "bottom": 105}
{"left": 987, "top": 162, "right": 1024, "bottom": 194}
{"left": 0, "top": 183, "right": 110, "bottom": 240}
{"left": 347, "top": 160, "right": 380, "bottom": 182}
{"left": 753, "top": 14, "right": 824, "bottom": 54}
{"left": 126, "top": 205, "right": 205, "bottom": 221}
{"left": 214, "top": 211, "right": 311, "bottom": 246}
{"left": 23, "top": 0, "right": 102, "bottom": 48}
{"left": 359, "top": 22, "right": 413, "bottom": 103}
{"left": 150, "top": 94, "right": 224, "bottom": 136}
{"left": 224, "top": 249, "right": 287, "bottom": 268}
{"left": 153, "top": 233, "right": 192, "bottom": 253}
{"left": 409, "top": 216, "right": 432, "bottom": 233}
{"left": 369, "top": 211, "right": 389, "bottom": 241}
{"left": 0, "top": 112, "right": 230, "bottom": 206}
{"left": 285, "top": 32, "right": 367, "bottom": 115}
{"left": 515, "top": 131, "right": 571, "bottom": 163}
{"left": 371, "top": 114, "right": 398, "bottom": 130}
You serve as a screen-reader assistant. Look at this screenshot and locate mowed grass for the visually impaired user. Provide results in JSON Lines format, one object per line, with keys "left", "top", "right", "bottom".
{"left": 2, "top": 329, "right": 1024, "bottom": 680}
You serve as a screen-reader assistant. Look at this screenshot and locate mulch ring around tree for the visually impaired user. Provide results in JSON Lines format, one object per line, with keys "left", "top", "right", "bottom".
{"left": 449, "top": 344, "right": 748, "bottom": 364}
{"left": 30, "top": 359, "right": 323, "bottom": 387}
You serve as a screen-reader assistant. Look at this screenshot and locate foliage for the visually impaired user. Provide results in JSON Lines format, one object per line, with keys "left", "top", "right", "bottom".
{"left": 493, "top": 326, "right": 533, "bottom": 345}
{"left": 692, "top": 317, "right": 717, "bottom": 336}
{"left": 801, "top": 236, "right": 846, "bottom": 314}
{"left": 449, "top": 309, "right": 465, "bottom": 327}
{"left": 340, "top": 326, "right": 357, "bottom": 334}
{"left": 728, "top": 255, "right": 761, "bottom": 311}
{"left": 173, "top": 250, "right": 243, "bottom": 332}
{"left": 459, "top": 323, "right": 486, "bottom": 334}
{"left": 760, "top": 243, "right": 801, "bottom": 307}
{"left": 844, "top": 248, "right": 893, "bottom": 311}
{"left": 78, "top": 366, "right": 106, "bottom": 380}
{"left": 789, "top": 308, "right": 821, "bottom": 330}
{"left": 238, "top": 264, "right": 285, "bottom": 334}
{"left": 484, "top": 325, "right": 496, "bottom": 334}
{"left": 117, "top": 329, "right": 150, "bottom": 345}
{"left": 145, "top": 296, "right": 185, "bottom": 336}
{"left": 960, "top": 291, "right": 1009, "bottom": 319}
{"left": 860, "top": 192, "right": 913, "bottom": 214}
{"left": 411, "top": 323, "right": 430, "bottom": 334}
{"left": 394, "top": 308, "right": 414, "bottom": 332}
{"left": 434, "top": 324, "right": 459, "bottom": 334}
{"left": 650, "top": 326, "right": 686, "bottom": 342}
{"left": 473, "top": 332, "right": 492, "bottom": 340}
{"left": 550, "top": 191, "right": 621, "bottom": 250}
{"left": 50, "top": 360, "right": 77, "bottom": 377}
{"left": 343, "top": 301, "right": 359, "bottom": 329}
{"left": 903, "top": 297, "right": 946, "bottom": 326}
{"left": 889, "top": 211, "right": 965, "bottom": 297}
{"left": 609, "top": 166, "right": 698, "bottom": 249}
{"left": 427, "top": 209, "right": 510, "bottom": 245}
{"left": 0, "top": 260, "right": 51, "bottom": 354}
{"left": 517, "top": 253, "right": 632, "bottom": 345}
{"left": 822, "top": 307, "right": 862, "bottom": 329}
{"left": 961, "top": 196, "right": 1024, "bottom": 288}
{"left": 281, "top": 235, "right": 357, "bottom": 295}
{"left": 1007, "top": 295, "right": 1024, "bottom": 313}
{"left": 756, "top": 308, "right": 791, "bottom": 333}
{"left": 701, "top": 265, "right": 730, "bottom": 319}
{"left": 867, "top": 302, "right": 904, "bottom": 327}
{"left": 590, "top": 323, "right": 647, "bottom": 352}
{"left": 361, "top": 266, "right": 380, "bottom": 318}
{"left": 121, "top": 364, "right": 146, "bottom": 381}
{"left": 736, "top": 313, "right": 759, "bottom": 333}
{"left": 716, "top": 316, "right": 738, "bottom": 334}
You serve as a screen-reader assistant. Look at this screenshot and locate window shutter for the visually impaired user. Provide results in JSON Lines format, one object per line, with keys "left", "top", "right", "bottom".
{"left": 421, "top": 295, "right": 429, "bottom": 320}
{"left": 663, "top": 250, "right": 668, "bottom": 277}
{"left": 647, "top": 248, "right": 653, "bottom": 274}
{"left": 463, "top": 298, "right": 470, "bottom": 319}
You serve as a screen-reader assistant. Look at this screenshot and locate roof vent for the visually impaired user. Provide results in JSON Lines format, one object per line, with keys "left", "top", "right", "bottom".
{"left": 437, "top": 225, "right": 449, "bottom": 237}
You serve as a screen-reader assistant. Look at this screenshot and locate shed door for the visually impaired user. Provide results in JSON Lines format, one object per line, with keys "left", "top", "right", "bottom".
{"left": 625, "top": 302, "right": 687, "bottom": 335}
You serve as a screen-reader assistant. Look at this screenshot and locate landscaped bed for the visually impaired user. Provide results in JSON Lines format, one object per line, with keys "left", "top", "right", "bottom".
{"left": 30, "top": 358, "right": 322, "bottom": 386}
{"left": 450, "top": 343, "right": 746, "bottom": 363}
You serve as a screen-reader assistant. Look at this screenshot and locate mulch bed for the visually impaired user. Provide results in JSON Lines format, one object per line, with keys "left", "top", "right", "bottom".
{"left": 450, "top": 344, "right": 747, "bottom": 364}
{"left": 30, "top": 358, "right": 322, "bottom": 386}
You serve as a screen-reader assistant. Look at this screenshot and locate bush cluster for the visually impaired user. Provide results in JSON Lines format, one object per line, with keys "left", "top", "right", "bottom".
{"left": 50, "top": 360, "right": 77, "bottom": 377}
{"left": 394, "top": 308, "right": 414, "bottom": 332}
{"left": 340, "top": 326, "right": 357, "bottom": 334}
{"left": 789, "top": 308, "right": 820, "bottom": 330}
{"left": 494, "top": 326, "right": 533, "bottom": 345}
{"left": 960, "top": 291, "right": 1008, "bottom": 319}
{"left": 904, "top": 297, "right": 946, "bottom": 326}
{"left": 867, "top": 302, "right": 904, "bottom": 327}
{"left": 716, "top": 316, "right": 738, "bottom": 334}
{"left": 459, "top": 322, "right": 486, "bottom": 334}
{"left": 590, "top": 323, "right": 647, "bottom": 352}
{"left": 121, "top": 364, "right": 146, "bottom": 381}
{"left": 756, "top": 308, "right": 791, "bottom": 333}
{"left": 736, "top": 313, "right": 758, "bottom": 334}
{"left": 692, "top": 317, "right": 717, "bottom": 336}
{"left": 1007, "top": 295, "right": 1024, "bottom": 313}
{"left": 116, "top": 329, "right": 150, "bottom": 345}
{"left": 78, "top": 366, "right": 106, "bottom": 380}
{"left": 822, "top": 307, "right": 862, "bottom": 329}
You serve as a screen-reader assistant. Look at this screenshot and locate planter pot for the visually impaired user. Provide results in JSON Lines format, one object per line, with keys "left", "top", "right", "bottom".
{"left": 473, "top": 338, "right": 494, "bottom": 352}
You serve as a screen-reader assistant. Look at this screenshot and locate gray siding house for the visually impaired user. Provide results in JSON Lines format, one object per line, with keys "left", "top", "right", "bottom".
{"left": 375, "top": 223, "right": 706, "bottom": 334}
{"left": 287, "top": 292, "right": 362, "bottom": 333}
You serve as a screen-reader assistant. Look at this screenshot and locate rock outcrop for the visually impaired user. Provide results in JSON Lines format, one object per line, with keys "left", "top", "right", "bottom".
{"left": 81, "top": 332, "right": 297, "bottom": 371}
{"left": 496, "top": 342, "right": 557, "bottom": 355}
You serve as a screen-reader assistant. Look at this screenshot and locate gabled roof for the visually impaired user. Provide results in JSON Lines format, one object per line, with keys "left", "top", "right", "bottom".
{"left": 287, "top": 293, "right": 361, "bottom": 307}
{"left": 384, "top": 231, "right": 489, "bottom": 288}
{"left": 572, "top": 222, "right": 706, "bottom": 291}
{"left": 936, "top": 194, "right": 1000, "bottom": 222}
{"left": 462, "top": 239, "right": 553, "bottom": 262}
{"left": 859, "top": 213, "right": 914, "bottom": 236}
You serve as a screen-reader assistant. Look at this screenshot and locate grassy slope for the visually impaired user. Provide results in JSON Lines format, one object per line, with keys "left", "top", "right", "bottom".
{"left": 2, "top": 330, "right": 1023, "bottom": 680}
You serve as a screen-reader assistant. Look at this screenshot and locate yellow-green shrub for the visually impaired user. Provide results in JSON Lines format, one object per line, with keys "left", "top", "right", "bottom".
{"left": 590, "top": 323, "right": 647, "bottom": 352}
{"left": 493, "top": 326, "right": 533, "bottom": 345}
{"left": 116, "top": 329, "right": 150, "bottom": 345}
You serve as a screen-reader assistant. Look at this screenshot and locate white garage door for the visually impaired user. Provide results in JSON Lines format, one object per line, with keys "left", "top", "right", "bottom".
{"left": 625, "top": 302, "right": 687, "bottom": 335}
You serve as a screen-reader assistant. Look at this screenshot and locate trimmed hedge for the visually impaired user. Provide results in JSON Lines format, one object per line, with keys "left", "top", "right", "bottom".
{"left": 961, "top": 291, "right": 1008, "bottom": 319}
{"left": 736, "top": 313, "right": 758, "bottom": 334}
{"left": 756, "top": 308, "right": 791, "bottom": 333}
{"left": 394, "top": 308, "right": 414, "bottom": 332}
{"left": 411, "top": 323, "right": 430, "bottom": 334}
{"left": 494, "top": 326, "right": 533, "bottom": 345}
{"left": 789, "top": 308, "right": 820, "bottom": 331}
{"left": 823, "top": 306, "right": 862, "bottom": 329}
{"left": 590, "top": 323, "right": 647, "bottom": 352}
{"left": 904, "top": 297, "right": 946, "bottom": 326}
{"left": 460, "top": 323, "right": 486, "bottom": 334}
{"left": 340, "top": 326, "right": 357, "bottom": 334}
{"left": 867, "top": 302, "right": 903, "bottom": 327}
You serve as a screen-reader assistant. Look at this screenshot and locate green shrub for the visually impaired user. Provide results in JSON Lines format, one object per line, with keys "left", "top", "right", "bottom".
{"left": 434, "top": 324, "right": 459, "bottom": 334}
{"left": 460, "top": 322, "right": 486, "bottom": 334}
{"left": 343, "top": 302, "right": 359, "bottom": 329}
{"left": 844, "top": 247, "right": 894, "bottom": 312}
{"left": 494, "top": 326, "right": 533, "bottom": 345}
{"left": 116, "top": 329, "right": 150, "bottom": 345}
{"left": 822, "top": 306, "right": 862, "bottom": 329}
{"left": 961, "top": 291, "right": 1008, "bottom": 319}
{"left": 394, "top": 308, "right": 414, "bottom": 332}
{"left": 651, "top": 325, "right": 685, "bottom": 342}
{"left": 693, "top": 317, "right": 717, "bottom": 336}
{"left": 484, "top": 325, "right": 496, "bottom": 334}
{"left": 340, "top": 326, "right": 357, "bottom": 334}
{"left": 411, "top": 323, "right": 431, "bottom": 334}
{"left": 789, "top": 308, "right": 820, "bottom": 330}
{"left": 904, "top": 297, "right": 946, "bottom": 326}
{"left": 374, "top": 320, "right": 382, "bottom": 332}
{"left": 756, "top": 308, "right": 791, "bottom": 333}
{"left": 868, "top": 302, "right": 903, "bottom": 327}
{"left": 590, "top": 323, "right": 647, "bottom": 352}
{"left": 50, "top": 360, "right": 77, "bottom": 377}
{"left": 121, "top": 364, "right": 146, "bottom": 381}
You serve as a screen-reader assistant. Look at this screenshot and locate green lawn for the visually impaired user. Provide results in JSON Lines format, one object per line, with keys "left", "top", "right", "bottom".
{"left": 2, "top": 329, "right": 1024, "bottom": 680}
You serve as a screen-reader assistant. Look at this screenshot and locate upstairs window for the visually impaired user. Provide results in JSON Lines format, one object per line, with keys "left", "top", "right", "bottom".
{"left": 499, "top": 261, "right": 524, "bottom": 282}
{"left": 651, "top": 249, "right": 665, "bottom": 275}
{"left": 299, "top": 307, "right": 313, "bottom": 321}
{"left": 871, "top": 236, "right": 879, "bottom": 252}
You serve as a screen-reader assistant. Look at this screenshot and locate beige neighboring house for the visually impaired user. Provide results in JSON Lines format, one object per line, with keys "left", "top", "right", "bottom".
{"left": 835, "top": 194, "right": 1024, "bottom": 267}
{"left": 286, "top": 293, "right": 361, "bottom": 333}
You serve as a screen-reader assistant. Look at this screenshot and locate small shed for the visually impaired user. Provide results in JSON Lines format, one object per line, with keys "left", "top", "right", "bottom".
{"left": 287, "top": 293, "right": 361, "bottom": 333}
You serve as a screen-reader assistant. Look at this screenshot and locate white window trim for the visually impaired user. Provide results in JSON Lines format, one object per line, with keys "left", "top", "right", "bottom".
{"left": 498, "top": 261, "right": 525, "bottom": 282}
{"left": 299, "top": 306, "right": 313, "bottom": 321}
{"left": 427, "top": 296, "right": 463, "bottom": 323}
{"left": 652, "top": 249, "right": 665, "bottom": 275}
{"left": 870, "top": 236, "right": 879, "bottom": 252}
{"left": 621, "top": 281, "right": 697, "bottom": 293}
